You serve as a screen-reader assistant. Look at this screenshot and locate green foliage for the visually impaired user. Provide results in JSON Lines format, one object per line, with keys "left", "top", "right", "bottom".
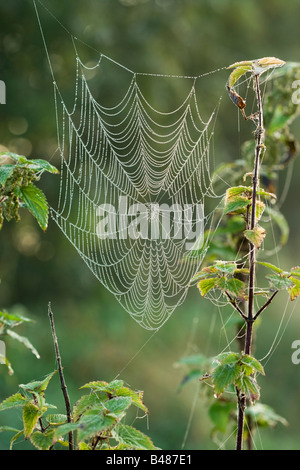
{"left": 0, "top": 310, "right": 40, "bottom": 375}
{"left": 0, "top": 150, "right": 58, "bottom": 376}
{"left": 0, "top": 374, "right": 155, "bottom": 450}
{"left": 0, "top": 151, "right": 58, "bottom": 231}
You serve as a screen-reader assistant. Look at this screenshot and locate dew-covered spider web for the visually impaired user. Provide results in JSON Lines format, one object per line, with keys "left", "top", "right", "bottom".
{"left": 35, "top": 0, "right": 226, "bottom": 330}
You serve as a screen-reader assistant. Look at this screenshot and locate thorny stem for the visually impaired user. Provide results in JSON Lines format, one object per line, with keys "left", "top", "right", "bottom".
{"left": 236, "top": 74, "right": 264, "bottom": 451}
{"left": 48, "top": 302, "right": 74, "bottom": 450}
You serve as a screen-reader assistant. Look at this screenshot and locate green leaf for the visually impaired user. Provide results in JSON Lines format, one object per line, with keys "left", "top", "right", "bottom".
{"left": 1, "top": 152, "right": 28, "bottom": 164}
{"left": 113, "top": 424, "right": 155, "bottom": 450}
{"left": 6, "top": 329, "right": 40, "bottom": 359}
{"left": 23, "top": 402, "right": 43, "bottom": 438}
{"left": 54, "top": 422, "right": 80, "bottom": 440}
{"left": 14, "top": 183, "right": 49, "bottom": 231}
{"left": 115, "top": 387, "right": 149, "bottom": 415}
{"left": 0, "top": 165, "right": 14, "bottom": 186}
{"left": 77, "top": 411, "right": 116, "bottom": 442}
{"left": 268, "top": 105, "right": 292, "bottom": 134}
{"left": 257, "top": 261, "right": 283, "bottom": 274}
{"left": 228, "top": 66, "right": 252, "bottom": 88}
{"left": 9, "top": 430, "right": 24, "bottom": 450}
{"left": 103, "top": 397, "right": 132, "bottom": 416}
{"left": 213, "top": 261, "right": 237, "bottom": 275}
{"left": 226, "top": 186, "right": 251, "bottom": 197}
{"left": 266, "top": 274, "right": 293, "bottom": 290}
{"left": 30, "top": 430, "right": 54, "bottom": 450}
{"left": 0, "top": 310, "right": 33, "bottom": 328}
{"left": 235, "top": 375, "right": 260, "bottom": 403}
{"left": 73, "top": 392, "right": 108, "bottom": 421}
{"left": 0, "top": 393, "right": 28, "bottom": 411}
{"left": 80, "top": 379, "right": 123, "bottom": 393}
{"left": 224, "top": 197, "right": 249, "bottom": 215}
{"left": 212, "top": 362, "right": 242, "bottom": 396}
{"left": 19, "top": 370, "right": 57, "bottom": 394}
{"left": 208, "top": 401, "right": 235, "bottom": 433}
{"left": 198, "top": 278, "right": 218, "bottom": 297}
{"left": 246, "top": 403, "right": 288, "bottom": 428}
{"left": 244, "top": 225, "right": 266, "bottom": 248}
{"left": 26, "top": 159, "right": 59, "bottom": 174}
{"left": 0, "top": 153, "right": 59, "bottom": 175}
{"left": 213, "top": 351, "right": 240, "bottom": 365}
{"left": 288, "top": 277, "right": 300, "bottom": 301}
{"left": 217, "top": 277, "right": 246, "bottom": 297}
{"left": 45, "top": 414, "right": 67, "bottom": 425}
{"left": 241, "top": 355, "right": 265, "bottom": 376}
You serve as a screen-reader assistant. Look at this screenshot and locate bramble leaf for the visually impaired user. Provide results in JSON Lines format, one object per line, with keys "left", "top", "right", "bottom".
{"left": 14, "top": 183, "right": 49, "bottom": 231}
{"left": 198, "top": 278, "right": 218, "bottom": 297}
{"left": 112, "top": 424, "right": 156, "bottom": 450}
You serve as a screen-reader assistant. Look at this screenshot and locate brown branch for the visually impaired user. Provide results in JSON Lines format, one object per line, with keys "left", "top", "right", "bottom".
{"left": 225, "top": 292, "right": 248, "bottom": 320}
{"left": 236, "top": 73, "right": 264, "bottom": 451}
{"left": 48, "top": 302, "right": 74, "bottom": 450}
{"left": 253, "top": 290, "right": 279, "bottom": 321}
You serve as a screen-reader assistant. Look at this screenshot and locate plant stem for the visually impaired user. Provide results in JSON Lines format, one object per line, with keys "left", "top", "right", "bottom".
{"left": 48, "top": 302, "right": 74, "bottom": 450}
{"left": 236, "top": 74, "right": 264, "bottom": 451}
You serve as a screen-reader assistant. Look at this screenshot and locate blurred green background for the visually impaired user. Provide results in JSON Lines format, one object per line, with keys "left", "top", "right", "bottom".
{"left": 1, "top": 0, "right": 300, "bottom": 450}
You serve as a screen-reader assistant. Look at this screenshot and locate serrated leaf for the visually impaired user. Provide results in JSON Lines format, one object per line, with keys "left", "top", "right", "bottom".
{"left": 0, "top": 165, "right": 14, "bottom": 186}
{"left": 14, "top": 183, "right": 49, "bottom": 231}
{"left": 104, "top": 397, "right": 132, "bottom": 415}
{"left": 77, "top": 411, "right": 116, "bottom": 442}
{"left": 224, "top": 197, "right": 249, "bottom": 215}
{"left": 23, "top": 402, "right": 43, "bottom": 438}
{"left": 217, "top": 277, "right": 246, "bottom": 297}
{"left": 73, "top": 392, "right": 108, "bottom": 421}
{"left": 19, "top": 370, "right": 57, "bottom": 394}
{"left": 266, "top": 274, "right": 293, "bottom": 290}
{"left": 257, "top": 261, "right": 283, "bottom": 274}
{"left": 214, "top": 261, "right": 237, "bottom": 275}
{"left": 80, "top": 379, "right": 124, "bottom": 393}
{"left": 53, "top": 422, "right": 80, "bottom": 440}
{"left": 113, "top": 424, "right": 155, "bottom": 450}
{"left": 213, "top": 351, "right": 240, "bottom": 365}
{"left": 1, "top": 152, "right": 28, "bottom": 164}
{"left": 226, "top": 186, "right": 251, "bottom": 198}
{"left": 197, "top": 278, "right": 218, "bottom": 297}
{"left": 30, "top": 430, "right": 54, "bottom": 450}
{"left": 115, "top": 387, "right": 149, "bottom": 415}
{"left": 212, "top": 362, "right": 242, "bottom": 396}
{"left": 288, "top": 277, "right": 300, "bottom": 301}
{"left": 0, "top": 393, "right": 28, "bottom": 411}
{"left": 241, "top": 355, "right": 265, "bottom": 375}
{"left": 26, "top": 159, "right": 59, "bottom": 174}
{"left": 244, "top": 225, "right": 266, "bottom": 248}
{"left": 235, "top": 375, "right": 260, "bottom": 403}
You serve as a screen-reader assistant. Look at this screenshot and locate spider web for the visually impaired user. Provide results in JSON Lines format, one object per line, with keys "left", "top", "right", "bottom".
{"left": 35, "top": 1, "right": 225, "bottom": 330}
